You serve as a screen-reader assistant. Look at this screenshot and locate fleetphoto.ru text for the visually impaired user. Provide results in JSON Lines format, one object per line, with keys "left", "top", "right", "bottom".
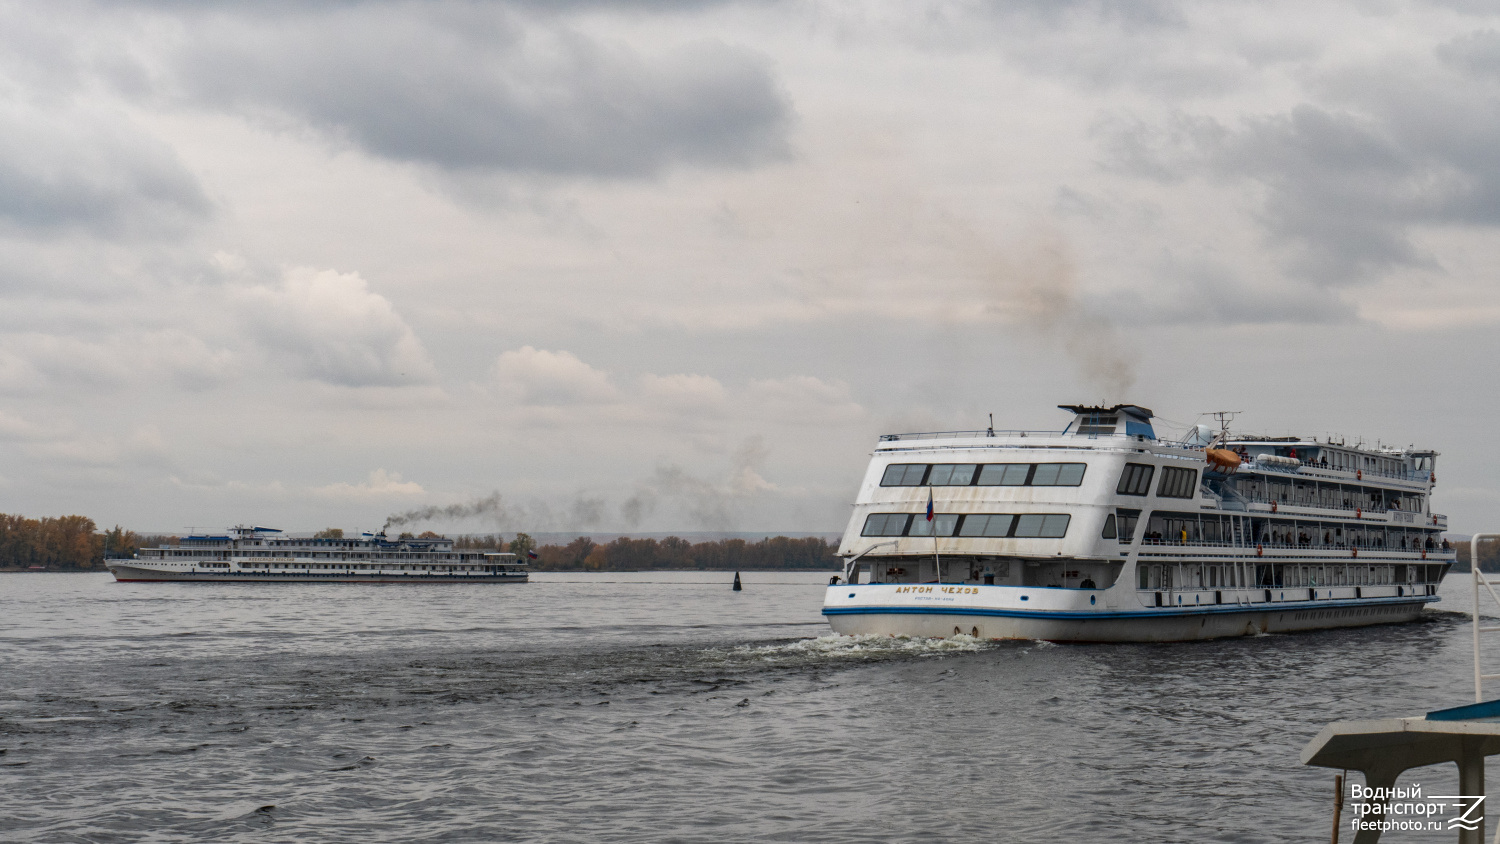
{"left": 1347, "top": 783, "right": 1484, "bottom": 835}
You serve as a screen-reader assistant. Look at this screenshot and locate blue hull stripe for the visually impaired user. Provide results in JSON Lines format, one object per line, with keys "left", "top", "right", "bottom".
{"left": 822, "top": 595, "right": 1436, "bottom": 621}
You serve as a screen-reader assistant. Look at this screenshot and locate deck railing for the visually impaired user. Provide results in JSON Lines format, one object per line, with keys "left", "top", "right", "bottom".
{"left": 1138, "top": 537, "right": 1456, "bottom": 553}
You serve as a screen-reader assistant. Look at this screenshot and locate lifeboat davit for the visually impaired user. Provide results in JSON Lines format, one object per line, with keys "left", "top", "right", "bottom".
{"left": 1205, "top": 448, "right": 1242, "bottom": 474}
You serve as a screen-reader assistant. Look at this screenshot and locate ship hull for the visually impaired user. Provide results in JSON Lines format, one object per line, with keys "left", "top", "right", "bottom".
{"left": 823, "top": 585, "right": 1433, "bottom": 643}
{"left": 106, "top": 564, "right": 527, "bottom": 583}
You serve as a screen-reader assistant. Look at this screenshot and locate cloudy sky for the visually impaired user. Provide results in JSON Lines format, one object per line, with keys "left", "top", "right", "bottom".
{"left": 2, "top": 0, "right": 1499, "bottom": 536}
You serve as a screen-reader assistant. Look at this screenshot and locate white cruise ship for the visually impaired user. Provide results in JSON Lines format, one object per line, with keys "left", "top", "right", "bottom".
{"left": 106, "top": 526, "right": 528, "bottom": 583}
{"left": 824, "top": 405, "right": 1454, "bottom": 642}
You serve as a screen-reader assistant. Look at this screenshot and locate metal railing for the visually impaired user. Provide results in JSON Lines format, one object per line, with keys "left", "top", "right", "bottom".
{"left": 1243, "top": 456, "right": 1431, "bottom": 483}
{"left": 1137, "top": 537, "right": 1455, "bottom": 553}
{"left": 879, "top": 429, "right": 1064, "bottom": 441}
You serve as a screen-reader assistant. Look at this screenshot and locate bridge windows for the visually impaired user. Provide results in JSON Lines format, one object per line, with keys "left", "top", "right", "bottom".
{"left": 880, "top": 462, "right": 1087, "bottom": 487}
{"left": 1117, "top": 463, "right": 1155, "bottom": 495}
{"left": 978, "top": 464, "right": 1031, "bottom": 485}
{"left": 881, "top": 464, "right": 929, "bottom": 486}
{"left": 926, "top": 464, "right": 976, "bottom": 486}
{"left": 1157, "top": 466, "right": 1199, "bottom": 499}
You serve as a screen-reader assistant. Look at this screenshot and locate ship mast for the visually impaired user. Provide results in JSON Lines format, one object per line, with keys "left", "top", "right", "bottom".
{"left": 1204, "top": 410, "right": 1240, "bottom": 450}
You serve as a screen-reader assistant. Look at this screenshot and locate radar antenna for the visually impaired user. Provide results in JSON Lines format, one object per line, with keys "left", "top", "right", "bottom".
{"left": 1202, "top": 410, "right": 1241, "bottom": 449}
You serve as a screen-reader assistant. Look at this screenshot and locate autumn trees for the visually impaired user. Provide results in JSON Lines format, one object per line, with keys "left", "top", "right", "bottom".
{"left": 0, "top": 513, "right": 113, "bottom": 569}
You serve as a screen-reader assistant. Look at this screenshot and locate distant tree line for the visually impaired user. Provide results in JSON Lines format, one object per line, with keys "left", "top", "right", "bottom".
{"left": 0, "top": 513, "right": 109, "bottom": 569}
{"left": 451, "top": 534, "right": 839, "bottom": 571}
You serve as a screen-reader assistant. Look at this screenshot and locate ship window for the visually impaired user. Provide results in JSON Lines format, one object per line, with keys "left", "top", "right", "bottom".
{"left": 1055, "top": 463, "right": 1086, "bottom": 485}
{"left": 909, "top": 514, "right": 960, "bottom": 537}
{"left": 959, "top": 514, "right": 1015, "bottom": 537}
{"left": 1101, "top": 513, "right": 1117, "bottom": 539}
{"left": 978, "top": 464, "right": 1030, "bottom": 486}
{"left": 1032, "top": 463, "right": 1087, "bottom": 486}
{"left": 880, "top": 464, "right": 928, "bottom": 486}
{"left": 861, "top": 513, "right": 911, "bottom": 536}
{"left": 1116, "top": 509, "right": 1140, "bottom": 544}
{"left": 1158, "top": 466, "right": 1198, "bottom": 499}
{"left": 928, "top": 464, "right": 976, "bottom": 486}
{"left": 1014, "top": 514, "right": 1070, "bottom": 538}
{"left": 1117, "top": 463, "right": 1155, "bottom": 496}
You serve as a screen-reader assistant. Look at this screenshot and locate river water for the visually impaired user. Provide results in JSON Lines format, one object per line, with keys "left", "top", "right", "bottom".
{"left": 0, "top": 571, "right": 1488, "bottom": 842}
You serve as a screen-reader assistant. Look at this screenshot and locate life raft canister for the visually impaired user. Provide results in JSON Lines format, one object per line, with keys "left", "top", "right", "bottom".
{"left": 1205, "top": 448, "right": 1242, "bottom": 473}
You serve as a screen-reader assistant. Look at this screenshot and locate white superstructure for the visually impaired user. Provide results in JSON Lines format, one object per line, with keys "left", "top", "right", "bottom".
{"left": 824, "top": 405, "right": 1454, "bottom": 642}
{"left": 106, "top": 526, "right": 528, "bottom": 583}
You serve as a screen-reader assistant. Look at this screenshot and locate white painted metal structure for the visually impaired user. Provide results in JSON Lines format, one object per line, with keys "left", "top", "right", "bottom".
{"left": 106, "top": 525, "right": 529, "bottom": 583}
{"left": 1474, "top": 534, "right": 1500, "bottom": 702}
{"left": 825, "top": 404, "right": 1454, "bottom": 642}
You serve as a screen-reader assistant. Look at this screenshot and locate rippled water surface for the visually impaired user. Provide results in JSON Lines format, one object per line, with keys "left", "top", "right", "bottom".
{"left": 0, "top": 571, "right": 1488, "bottom": 842}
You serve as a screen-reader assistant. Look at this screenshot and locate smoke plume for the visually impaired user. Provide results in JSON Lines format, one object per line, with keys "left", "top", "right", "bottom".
{"left": 978, "top": 230, "right": 1138, "bottom": 400}
{"left": 384, "top": 492, "right": 505, "bottom": 531}
{"left": 384, "top": 491, "right": 607, "bottom": 533}
{"left": 620, "top": 436, "right": 776, "bottom": 531}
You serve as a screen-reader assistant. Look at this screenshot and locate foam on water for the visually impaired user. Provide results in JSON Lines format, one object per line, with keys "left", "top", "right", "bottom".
{"left": 736, "top": 632, "right": 989, "bottom": 660}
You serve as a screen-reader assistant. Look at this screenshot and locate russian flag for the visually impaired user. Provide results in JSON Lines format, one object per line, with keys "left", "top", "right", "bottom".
{"left": 526, "top": 549, "right": 538, "bottom": 560}
{"left": 926, "top": 487, "right": 934, "bottom": 521}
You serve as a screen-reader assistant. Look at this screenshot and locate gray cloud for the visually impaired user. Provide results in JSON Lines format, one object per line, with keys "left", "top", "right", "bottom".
{"left": 0, "top": 100, "right": 209, "bottom": 237}
{"left": 1101, "top": 258, "right": 1359, "bottom": 326}
{"left": 1100, "top": 87, "right": 1500, "bottom": 285}
{"left": 136, "top": 5, "right": 790, "bottom": 179}
{"left": 234, "top": 266, "right": 438, "bottom": 388}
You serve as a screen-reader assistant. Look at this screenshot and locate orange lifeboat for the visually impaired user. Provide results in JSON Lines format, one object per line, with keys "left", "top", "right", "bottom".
{"left": 1206, "top": 448, "right": 1242, "bottom": 474}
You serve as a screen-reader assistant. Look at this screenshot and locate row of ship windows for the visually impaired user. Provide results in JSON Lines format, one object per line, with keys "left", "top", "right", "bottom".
{"left": 862, "top": 512, "right": 1072, "bottom": 538}
{"left": 152, "top": 550, "right": 492, "bottom": 561}
{"left": 1126, "top": 512, "right": 1444, "bottom": 549}
{"left": 1139, "top": 562, "right": 1444, "bottom": 590}
{"left": 236, "top": 562, "right": 517, "bottom": 571}
{"left": 880, "top": 461, "right": 1200, "bottom": 500}
{"left": 881, "top": 462, "right": 1087, "bottom": 487}
{"left": 861, "top": 508, "right": 1442, "bottom": 547}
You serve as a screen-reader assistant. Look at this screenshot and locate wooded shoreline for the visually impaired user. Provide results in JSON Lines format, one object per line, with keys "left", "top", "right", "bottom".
{"left": 0, "top": 513, "right": 840, "bottom": 572}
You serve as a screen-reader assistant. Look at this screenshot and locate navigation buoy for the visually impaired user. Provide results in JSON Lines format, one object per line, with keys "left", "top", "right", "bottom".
{"left": 732, "top": 572, "right": 742, "bottom": 591}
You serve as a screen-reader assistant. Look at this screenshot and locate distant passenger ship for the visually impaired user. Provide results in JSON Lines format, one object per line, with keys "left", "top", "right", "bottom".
{"left": 824, "top": 405, "right": 1454, "bottom": 642}
{"left": 106, "top": 526, "right": 528, "bottom": 583}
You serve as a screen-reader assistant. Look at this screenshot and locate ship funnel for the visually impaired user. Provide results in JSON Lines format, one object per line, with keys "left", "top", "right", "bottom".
{"left": 1058, "top": 404, "right": 1155, "bottom": 439}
